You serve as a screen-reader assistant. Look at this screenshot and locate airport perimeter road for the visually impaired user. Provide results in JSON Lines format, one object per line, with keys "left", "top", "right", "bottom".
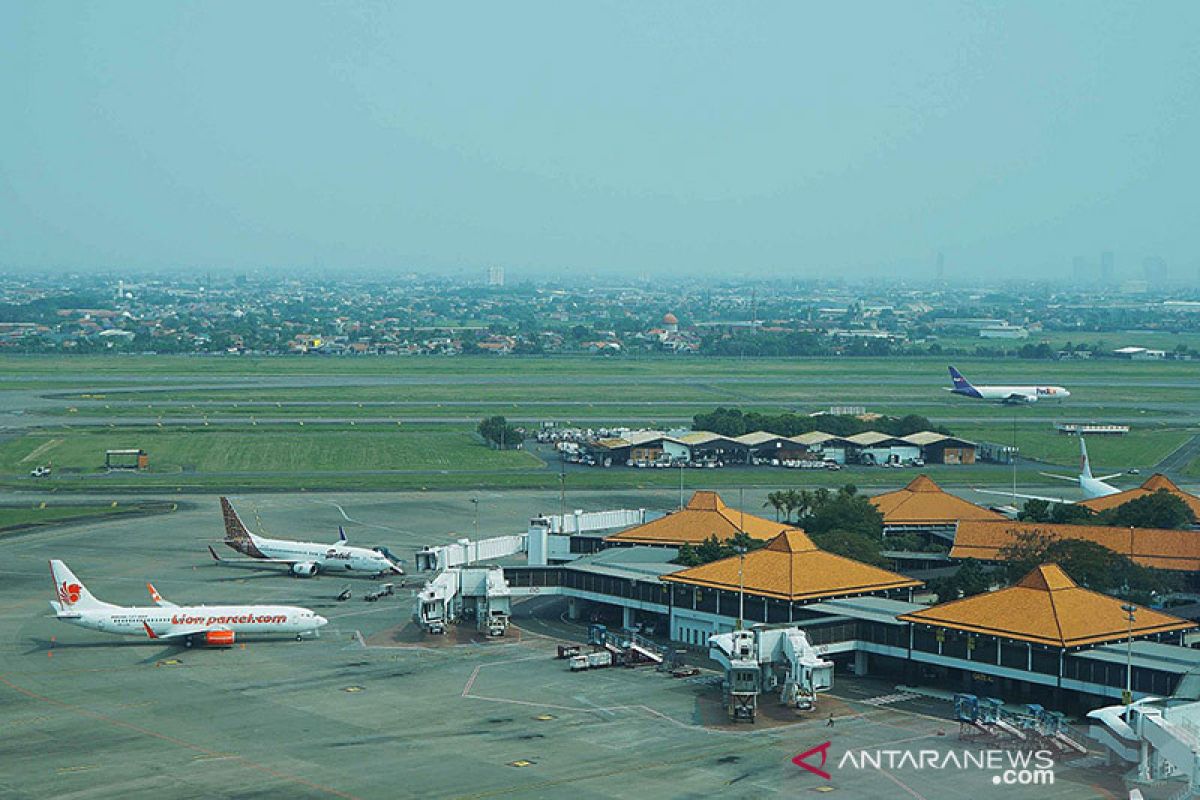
{"left": 1155, "top": 434, "right": 1200, "bottom": 473}
{"left": 0, "top": 492, "right": 1132, "bottom": 800}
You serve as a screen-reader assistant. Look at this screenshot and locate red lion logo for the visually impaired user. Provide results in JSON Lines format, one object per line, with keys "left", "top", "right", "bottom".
{"left": 58, "top": 581, "right": 82, "bottom": 605}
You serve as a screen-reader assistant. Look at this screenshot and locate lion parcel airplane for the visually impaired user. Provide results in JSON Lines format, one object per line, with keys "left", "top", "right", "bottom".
{"left": 48, "top": 560, "right": 327, "bottom": 647}
{"left": 210, "top": 497, "right": 402, "bottom": 578}
{"left": 946, "top": 366, "right": 1070, "bottom": 405}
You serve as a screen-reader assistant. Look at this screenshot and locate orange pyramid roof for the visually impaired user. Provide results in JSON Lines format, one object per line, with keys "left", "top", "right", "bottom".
{"left": 1078, "top": 474, "right": 1200, "bottom": 518}
{"left": 869, "top": 475, "right": 1006, "bottom": 525}
{"left": 662, "top": 529, "right": 920, "bottom": 601}
{"left": 605, "top": 491, "right": 793, "bottom": 546}
{"left": 949, "top": 519, "right": 1200, "bottom": 571}
{"left": 897, "top": 564, "right": 1193, "bottom": 647}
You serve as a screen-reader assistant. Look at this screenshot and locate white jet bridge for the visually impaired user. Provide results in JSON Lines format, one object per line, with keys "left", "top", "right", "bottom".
{"left": 708, "top": 626, "right": 834, "bottom": 722}
{"left": 1088, "top": 697, "right": 1200, "bottom": 796}
{"left": 414, "top": 565, "right": 512, "bottom": 636}
{"left": 413, "top": 508, "right": 650, "bottom": 571}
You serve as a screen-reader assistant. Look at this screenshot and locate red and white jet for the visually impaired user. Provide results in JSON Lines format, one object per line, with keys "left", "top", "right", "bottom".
{"left": 48, "top": 560, "right": 327, "bottom": 647}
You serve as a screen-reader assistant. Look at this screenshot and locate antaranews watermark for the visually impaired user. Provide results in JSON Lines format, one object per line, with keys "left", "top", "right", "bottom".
{"left": 796, "top": 743, "right": 1056, "bottom": 786}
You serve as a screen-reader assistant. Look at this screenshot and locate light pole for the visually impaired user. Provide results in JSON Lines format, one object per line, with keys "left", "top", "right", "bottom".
{"left": 736, "top": 545, "right": 747, "bottom": 631}
{"left": 737, "top": 487, "right": 747, "bottom": 630}
{"left": 1011, "top": 414, "right": 1018, "bottom": 505}
{"left": 678, "top": 461, "right": 685, "bottom": 510}
{"left": 1122, "top": 602, "right": 1137, "bottom": 719}
{"left": 471, "top": 497, "right": 479, "bottom": 540}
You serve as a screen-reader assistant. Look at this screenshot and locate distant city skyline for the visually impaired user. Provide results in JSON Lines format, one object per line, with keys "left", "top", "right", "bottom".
{"left": 2, "top": 3, "right": 1198, "bottom": 278}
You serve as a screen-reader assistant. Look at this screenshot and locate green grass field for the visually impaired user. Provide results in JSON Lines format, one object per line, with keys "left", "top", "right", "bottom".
{"left": 0, "top": 501, "right": 176, "bottom": 533}
{"left": 951, "top": 425, "right": 1195, "bottom": 469}
{"left": 0, "top": 427, "right": 540, "bottom": 477}
{"left": 4, "top": 353, "right": 1200, "bottom": 380}
{"left": 2, "top": 353, "right": 1195, "bottom": 493}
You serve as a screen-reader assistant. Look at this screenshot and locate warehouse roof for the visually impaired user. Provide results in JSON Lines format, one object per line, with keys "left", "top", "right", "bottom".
{"left": 900, "top": 431, "right": 977, "bottom": 447}
{"left": 676, "top": 431, "right": 740, "bottom": 446}
{"left": 1077, "top": 474, "right": 1200, "bottom": 519}
{"left": 949, "top": 520, "right": 1200, "bottom": 572}
{"left": 790, "top": 431, "right": 842, "bottom": 446}
{"left": 846, "top": 431, "right": 903, "bottom": 446}
{"left": 661, "top": 529, "right": 922, "bottom": 601}
{"left": 605, "top": 490, "right": 791, "bottom": 546}
{"left": 870, "top": 475, "right": 1006, "bottom": 525}
{"left": 897, "top": 564, "right": 1194, "bottom": 648}
{"left": 735, "top": 430, "right": 793, "bottom": 446}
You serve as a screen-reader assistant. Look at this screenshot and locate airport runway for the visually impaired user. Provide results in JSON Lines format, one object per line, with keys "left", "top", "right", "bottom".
{"left": 0, "top": 493, "right": 1131, "bottom": 799}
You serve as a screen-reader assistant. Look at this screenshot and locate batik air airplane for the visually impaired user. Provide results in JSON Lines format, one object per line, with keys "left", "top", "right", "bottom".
{"left": 48, "top": 560, "right": 326, "bottom": 647}
{"left": 209, "top": 497, "right": 402, "bottom": 578}
{"left": 946, "top": 366, "right": 1070, "bottom": 404}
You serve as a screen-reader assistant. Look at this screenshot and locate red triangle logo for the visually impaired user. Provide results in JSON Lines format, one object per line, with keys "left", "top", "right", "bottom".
{"left": 792, "top": 741, "right": 832, "bottom": 780}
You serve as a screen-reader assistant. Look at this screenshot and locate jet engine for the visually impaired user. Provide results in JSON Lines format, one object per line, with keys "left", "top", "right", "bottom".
{"left": 292, "top": 562, "right": 319, "bottom": 577}
{"left": 204, "top": 630, "right": 235, "bottom": 647}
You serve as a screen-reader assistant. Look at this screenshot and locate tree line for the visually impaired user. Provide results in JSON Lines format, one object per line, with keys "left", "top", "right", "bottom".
{"left": 692, "top": 407, "right": 950, "bottom": 439}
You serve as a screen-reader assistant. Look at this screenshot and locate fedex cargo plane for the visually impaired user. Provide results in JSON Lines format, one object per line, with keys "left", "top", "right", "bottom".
{"left": 47, "top": 560, "right": 326, "bottom": 647}
{"left": 945, "top": 366, "right": 1070, "bottom": 405}
{"left": 211, "top": 497, "right": 403, "bottom": 578}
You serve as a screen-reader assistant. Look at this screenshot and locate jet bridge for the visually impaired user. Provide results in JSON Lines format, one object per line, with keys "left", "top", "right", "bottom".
{"left": 708, "top": 626, "right": 833, "bottom": 722}
{"left": 1088, "top": 697, "right": 1200, "bottom": 794}
{"left": 414, "top": 565, "right": 512, "bottom": 636}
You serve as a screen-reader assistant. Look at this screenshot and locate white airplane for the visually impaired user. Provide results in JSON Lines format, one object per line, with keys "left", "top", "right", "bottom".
{"left": 945, "top": 366, "right": 1070, "bottom": 404}
{"left": 976, "top": 437, "right": 1122, "bottom": 505}
{"left": 47, "top": 560, "right": 327, "bottom": 647}
{"left": 210, "top": 497, "right": 403, "bottom": 578}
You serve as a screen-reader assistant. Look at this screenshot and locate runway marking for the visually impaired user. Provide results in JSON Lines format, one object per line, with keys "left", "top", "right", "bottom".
{"left": 0, "top": 673, "right": 364, "bottom": 800}
{"left": 874, "top": 765, "right": 929, "bottom": 800}
{"left": 20, "top": 437, "right": 63, "bottom": 463}
{"left": 311, "top": 500, "right": 405, "bottom": 533}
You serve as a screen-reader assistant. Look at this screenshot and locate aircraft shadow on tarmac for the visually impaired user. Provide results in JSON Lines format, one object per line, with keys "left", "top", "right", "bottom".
{"left": 25, "top": 637, "right": 187, "bottom": 662}
{"left": 25, "top": 636, "right": 316, "bottom": 659}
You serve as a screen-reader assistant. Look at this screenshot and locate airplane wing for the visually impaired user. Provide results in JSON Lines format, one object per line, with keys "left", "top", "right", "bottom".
{"left": 973, "top": 488, "right": 1071, "bottom": 504}
{"left": 1038, "top": 472, "right": 1079, "bottom": 484}
{"left": 146, "top": 583, "right": 178, "bottom": 608}
{"left": 207, "top": 545, "right": 298, "bottom": 570}
{"left": 1003, "top": 393, "right": 1036, "bottom": 404}
{"left": 143, "top": 621, "right": 213, "bottom": 640}
{"left": 1095, "top": 472, "right": 1124, "bottom": 482}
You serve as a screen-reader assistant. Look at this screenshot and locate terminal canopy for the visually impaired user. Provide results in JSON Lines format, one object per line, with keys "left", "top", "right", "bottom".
{"left": 897, "top": 564, "right": 1194, "bottom": 648}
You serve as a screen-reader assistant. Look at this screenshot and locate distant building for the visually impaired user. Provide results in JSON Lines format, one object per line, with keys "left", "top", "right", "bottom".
{"left": 1143, "top": 256, "right": 1168, "bottom": 285}
{"left": 979, "top": 325, "right": 1029, "bottom": 340}
{"left": 661, "top": 312, "right": 678, "bottom": 333}
{"left": 1113, "top": 346, "right": 1165, "bottom": 360}
{"left": 1100, "top": 250, "right": 1114, "bottom": 283}
{"left": 488, "top": 266, "right": 505, "bottom": 287}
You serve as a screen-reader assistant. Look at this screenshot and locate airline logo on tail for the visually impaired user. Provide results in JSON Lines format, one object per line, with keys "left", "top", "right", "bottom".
{"left": 947, "top": 366, "right": 983, "bottom": 398}
{"left": 220, "top": 497, "right": 267, "bottom": 558}
{"left": 57, "top": 581, "right": 82, "bottom": 605}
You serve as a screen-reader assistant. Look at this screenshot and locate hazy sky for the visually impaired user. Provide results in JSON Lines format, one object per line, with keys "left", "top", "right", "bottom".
{"left": 2, "top": 2, "right": 1198, "bottom": 279}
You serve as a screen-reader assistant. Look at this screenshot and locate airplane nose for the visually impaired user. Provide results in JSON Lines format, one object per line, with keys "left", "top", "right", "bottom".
{"left": 315, "top": 615, "right": 329, "bottom": 627}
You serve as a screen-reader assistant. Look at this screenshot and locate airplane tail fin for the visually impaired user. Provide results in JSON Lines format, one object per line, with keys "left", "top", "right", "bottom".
{"left": 1079, "top": 437, "right": 1094, "bottom": 480}
{"left": 947, "top": 366, "right": 981, "bottom": 398}
{"left": 219, "top": 497, "right": 266, "bottom": 557}
{"left": 49, "top": 560, "right": 110, "bottom": 613}
{"left": 338, "top": 526, "right": 347, "bottom": 543}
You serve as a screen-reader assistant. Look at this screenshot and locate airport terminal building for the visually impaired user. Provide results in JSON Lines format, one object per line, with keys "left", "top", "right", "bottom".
{"left": 509, "top": 489, "right": 1200, "bottom": 714}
